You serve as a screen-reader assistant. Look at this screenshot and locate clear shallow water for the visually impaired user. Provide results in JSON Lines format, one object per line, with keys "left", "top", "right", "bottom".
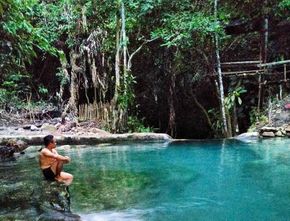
{"left": 2, "top": 139, "right": 290, "bottom": 220}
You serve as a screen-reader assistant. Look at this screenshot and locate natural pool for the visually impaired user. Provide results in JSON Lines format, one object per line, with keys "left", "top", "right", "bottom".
{"left": 1, "top": 138, "right": 290, "bottom": 220}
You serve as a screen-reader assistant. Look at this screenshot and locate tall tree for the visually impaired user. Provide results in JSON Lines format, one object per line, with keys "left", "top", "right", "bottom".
{"left": 214, "top": 0, "right": 228, "bottom": 136}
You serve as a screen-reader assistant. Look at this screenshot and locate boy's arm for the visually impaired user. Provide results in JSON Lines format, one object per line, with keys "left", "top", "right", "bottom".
{"left": 43, "top": 149, "right": 70, "bottom": 162}
{"left": 54, "top": 149, "right": 71, "bottom": 163}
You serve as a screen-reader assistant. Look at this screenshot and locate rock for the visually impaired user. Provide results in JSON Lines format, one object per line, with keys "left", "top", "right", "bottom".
{"left": 260, "top": 126, "right": 278, "bottom": 133}
{"left": 6, "top": 139, "right": 28, "bottom": 152}
{"left": 31, "top": 125, "right": 40, "bottom": 131}
{"left": 235, "top": 132, "right": 259, "bottom": 142}
{"left": 261, "top": 131, "right": 275, "bottom": 137}
{"left": 0, "top": 132, "right": 172, "bottom": 145}
{"left": 285, "top": 126, "right": 290, "bottom": 133}
{"left": 23, "top": 125, "right": 31, "bottom": 130}
{"left": 275, "top": 131, "right": 284, "bottom": 137}
{"left": 0, "top": 146, "right": 15, "bottom": 159}
{"left": 37, "top": 212, "right": 81, "bottom": 221}
{"left": 51, "top": 118, "right": 62, "bottom": 125}
{"left": 17, "top": 128, "right": 25, "bottom": 132}
{"left": 35, "top": 123, "right": 43, "bottom": 128}
{"left": 41, "top": 123, "right": 57, "bottom": 132}
{"left": 55, "top": 123, "right": 62, "bottom": 129}
{"left": 71, "top": 128, "right": 77, "bottom": 132}
{"left": 59, "top": 122, "right": 77, "bottom": 132}
{"left": 90, "top": 128, "right": 111, "bottom": 135}
{"left": 0, "top": 179, "right": 79, "bottom": 220}
{"left": 15, "top": 140, "right": 28, "bottom": 152}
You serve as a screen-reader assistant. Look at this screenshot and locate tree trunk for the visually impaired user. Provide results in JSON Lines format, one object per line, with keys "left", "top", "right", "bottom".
{"left": 167, "top": 73, "right": 176, "bottom": 137}
{"left": 121, "top": 1, "right": 128, "bottom": 84}
{"left": 166, "top": 55, "right": 176, "bottom": 137}
{"left": 214, "top": 0, "right": 228, "bottom": 137}
{"left": 114, "top": 15, "right": 121, "bottom": 102}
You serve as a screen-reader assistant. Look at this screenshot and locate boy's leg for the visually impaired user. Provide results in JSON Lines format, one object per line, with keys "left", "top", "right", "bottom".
{"left": 58, "top": 172, "right": 74, "bottom": 185}
{"left": 50, "top": 160, "right": 64, "bottom": 177}
{"left": 55, "top": 161, "right": 64, "bottom": 177}
{"left": 50, "top": 161, "right": 73, "bottom": 185}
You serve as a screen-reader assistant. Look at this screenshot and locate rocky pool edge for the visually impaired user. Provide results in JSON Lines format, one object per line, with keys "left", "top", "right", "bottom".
{"left": 0, "top": 133, "right": 172, "bottom": 146}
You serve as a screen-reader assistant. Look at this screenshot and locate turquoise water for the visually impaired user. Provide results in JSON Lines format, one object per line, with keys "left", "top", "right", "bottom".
{"left": 2, "top": 139, "right": 290, "bottom": 220}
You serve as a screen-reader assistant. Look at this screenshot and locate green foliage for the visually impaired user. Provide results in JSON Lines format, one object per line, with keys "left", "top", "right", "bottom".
{"left": 0, "top": 0, "right": 59, "bottom": 104}
{"left": 208, "top": 108, "right": 223, "bottom": 137}
{"left": 127, "top": 116, "right": 154, "bottom": 133}
{"left": 1, "top": 0, "right": 57, "bottom": 63}
{"left": 0, "top": 89, "right": 19, "bottom": 110}
{"left": 118, "top": 73, "right": 136, "bottom": 109}
{"left": 279, "top": 0, "right": 290, "bottom": 9}
{"left": 1, "top": 72, "right": 31, "bottom": 97}
{"left": 248, "top": 107, "right": 268, "bottom": 131}
{"left": 224, "top": 86, "right": 247, "bottom": 111}
{"left": 38, "top": 85, "right": 48, "bottom": 95}
{"left": 152, "top": 13, "right": 220, "bottom": 48}
{"left": 0, "top": 0, "right": 288, "bottom": 137}
{"left": 0, "top": 87, "right": 49, "bottom": 113}
{"left": 56, "top": 69, "right": 69, "bottom": 86}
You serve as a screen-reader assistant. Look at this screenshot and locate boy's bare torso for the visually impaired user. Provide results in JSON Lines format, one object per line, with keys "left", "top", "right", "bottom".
{"left": 39, "top": 148, "right": 58, "bottom": 169}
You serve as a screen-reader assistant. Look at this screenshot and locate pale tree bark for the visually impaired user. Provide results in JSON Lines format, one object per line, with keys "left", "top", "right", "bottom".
{"left": 167, "top": 69, "right": 176, "bottom": 137}
{"left": 114, "top": 16, "right": 121, "bottom": 102}
{"left": 214, "top": 0, "right": 228, "bottom": 137}
{"left": 127, "top": 38, "right": 158, "bottom": 71}
{"left": 258, "top": 0, "right": 269, "bottom": 113}
{"left": 121, "top": 1, "right": 128, "bottom": 80}
{"left": 166, "top": 50, "right": 176, "bottom": 137}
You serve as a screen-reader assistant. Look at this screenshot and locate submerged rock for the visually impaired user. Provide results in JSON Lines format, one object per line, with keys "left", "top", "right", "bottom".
{"left": 36, "top": 182, "right": 81, "bottom": 221}
{"left": 0, "top": 176, "right": 79, "bottom": 220}
{"left": 37, "top": 211, "right": 81, "bottom": 221}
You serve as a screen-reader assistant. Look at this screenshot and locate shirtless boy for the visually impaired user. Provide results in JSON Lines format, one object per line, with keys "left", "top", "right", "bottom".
{"left": 39, "top": 135, "right": 73, "bottom": 185}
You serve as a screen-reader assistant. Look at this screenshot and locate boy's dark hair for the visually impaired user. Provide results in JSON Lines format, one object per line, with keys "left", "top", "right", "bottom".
{"left": 43, "top": 135, "right": 54, "bottom": 147}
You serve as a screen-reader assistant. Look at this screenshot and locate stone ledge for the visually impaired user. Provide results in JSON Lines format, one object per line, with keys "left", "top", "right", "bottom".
{"left": 0, "top": 133, "right": 172, "bottom": 146}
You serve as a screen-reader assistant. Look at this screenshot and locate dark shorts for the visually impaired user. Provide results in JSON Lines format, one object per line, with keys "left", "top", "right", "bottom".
{"left": 42, "top": 167, "right": 56, "bottom": 181}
